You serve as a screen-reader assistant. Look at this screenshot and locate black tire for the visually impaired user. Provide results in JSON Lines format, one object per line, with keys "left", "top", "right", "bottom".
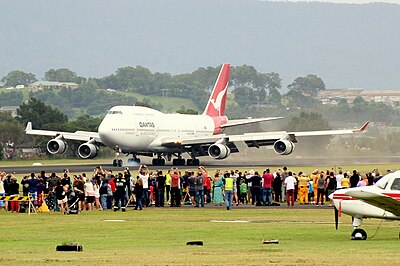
{"left": 172, "top": 159, "right": 178, "bottom": 166}
{"left": 187, "top": 159, "right": 193, "bottom": 166}
{"left": 112, "top": 159, "right": 118, "bottom": 167}
{"left": 152, "top": 158, "right": 157, "bottom": 166}
{"left": 160, "top": 159, "right": 165, "bottom": 165}
{"left": 117, "top": 159, "right": 123, "bottom": 167}
{"left": 351, "top": 229, "right": 367, "bottom": 240}
{"left": 193, "top": 159, "right": 200, "bottom": 166}
{"left": 179, "top": 159, "right": 185, "bottom": 166}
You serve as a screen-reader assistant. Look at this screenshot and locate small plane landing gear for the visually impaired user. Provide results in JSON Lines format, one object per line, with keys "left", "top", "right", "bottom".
{"left": 351, "top": 228, "right": 367, "bottom": 240}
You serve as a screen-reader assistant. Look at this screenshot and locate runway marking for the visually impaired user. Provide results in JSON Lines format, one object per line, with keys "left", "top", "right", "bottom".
{"left": 103, "top": 220, "right": 126, "bottom": 222}
{"left": 209, "top": 220, "right": 250, "bottom": 223}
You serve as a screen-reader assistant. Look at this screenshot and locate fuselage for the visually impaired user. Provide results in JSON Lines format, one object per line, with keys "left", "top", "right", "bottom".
{"left": 98, "top": 106, "right": 224, "bottom": 153}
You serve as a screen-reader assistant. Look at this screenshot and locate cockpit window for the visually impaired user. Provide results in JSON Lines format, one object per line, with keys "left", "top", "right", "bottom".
{"left": 108, "top": 110, "right": 122, "bottom": 114}
{"left": 390, "top": 178, "right": 400, "bottom": 191}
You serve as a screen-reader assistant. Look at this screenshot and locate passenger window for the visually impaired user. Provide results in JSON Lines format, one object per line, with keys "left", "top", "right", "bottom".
{"left": 390, "top": 178, "right": 400, "bottom": 191}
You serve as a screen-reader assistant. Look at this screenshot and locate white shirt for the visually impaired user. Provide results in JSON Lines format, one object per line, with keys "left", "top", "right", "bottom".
{"left": 84, "top": 182, "right": 95, "bottom": 196}
{"left": 335, "top": 174, "right": 344, "bottom": 189}
{"left": 0, "top": 180, "right": 5, "bottom": 194}
{"left": 285, "top": 176, "right": 297, "bottom": 190}
{"left": 140, "top": 173, "right": 149, "bottom": 189}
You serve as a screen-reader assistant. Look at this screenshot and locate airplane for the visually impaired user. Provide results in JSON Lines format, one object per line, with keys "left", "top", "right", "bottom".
{"left": 330, "top": 171, "right": 400, "bottom": 240}
{"left": 25, "top": 63, "right": 369, "bottom": 167}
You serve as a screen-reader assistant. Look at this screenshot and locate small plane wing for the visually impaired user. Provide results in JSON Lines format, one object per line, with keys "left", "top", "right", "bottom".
{"left": 345, "top": 190, "right": 400, "bottom": 216}
{"left": 25, "top": 122, "right": 102, "bottom": 143}
{"left": 221, "top": 117, "right": 283, "bottom": 129}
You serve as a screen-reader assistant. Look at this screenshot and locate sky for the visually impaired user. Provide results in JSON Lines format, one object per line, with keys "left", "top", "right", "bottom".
{"left": 267, "top": 0, "right": 399, "bottom": 3}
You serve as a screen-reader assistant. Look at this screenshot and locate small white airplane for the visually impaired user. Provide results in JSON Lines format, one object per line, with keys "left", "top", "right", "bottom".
{"left": 25, "top": 63, "right": 369, "bottom": 167}
{"left": 330, "top": 171, "right": 400, "bottom": 240}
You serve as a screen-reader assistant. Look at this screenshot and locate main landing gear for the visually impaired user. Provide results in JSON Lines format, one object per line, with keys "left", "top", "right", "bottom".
{"left": 112, "top": 156, "right": 141, "bottom": 167}
{"left": 351, "top": 217, "right": 367, "bottom": 240}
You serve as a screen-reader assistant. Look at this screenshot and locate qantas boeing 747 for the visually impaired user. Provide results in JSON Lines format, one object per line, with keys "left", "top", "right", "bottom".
{"left": 25, "top": 64, "right": 369, "bottom": 166}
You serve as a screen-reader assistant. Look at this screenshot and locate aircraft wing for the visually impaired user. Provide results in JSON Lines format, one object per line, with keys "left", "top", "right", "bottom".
{"left": 221, "top": 117, "right": 283, "bottom": 129}
{"left": 345, "top": 190, "right": 400, "bottom": 216}
{"left": 161, "top": 122, "right": 369, "bottom": 149}
{"left": 25, "top": 122, "right": 102, "bottom": 143}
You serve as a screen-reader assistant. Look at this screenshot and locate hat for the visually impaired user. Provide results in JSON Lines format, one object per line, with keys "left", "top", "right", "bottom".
{"left": 312, "top": 169, "right": 319, "bottom": 174}
{"left": 249, "top": 169, "right": 255, "bottom": 175}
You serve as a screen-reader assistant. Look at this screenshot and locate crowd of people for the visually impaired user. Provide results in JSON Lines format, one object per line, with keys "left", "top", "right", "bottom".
{"left": 0, "top": 165, "right": 389, "bottom": 214}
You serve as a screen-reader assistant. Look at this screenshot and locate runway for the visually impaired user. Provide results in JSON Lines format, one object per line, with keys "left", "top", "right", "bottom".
{"left": 1, "top": 156, "right": 399, "bottom": 175}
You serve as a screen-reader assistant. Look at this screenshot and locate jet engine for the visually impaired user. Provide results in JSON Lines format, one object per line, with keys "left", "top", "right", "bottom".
{"left": 208, "top": 143, "right": 231, "bottom": 159}
{"left": 78, "top": 142, "right": 99, "bottom": 159}
{"left": 47, "top": 138, "right": 67, "bottom": 154}
{"left": 273, "top": 140, "right": 295, "bottom": 155}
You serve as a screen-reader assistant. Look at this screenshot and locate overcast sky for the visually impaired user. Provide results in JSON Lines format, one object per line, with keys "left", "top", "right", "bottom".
{"left": 267, "top": 0, "right": 399, "bottom": 3}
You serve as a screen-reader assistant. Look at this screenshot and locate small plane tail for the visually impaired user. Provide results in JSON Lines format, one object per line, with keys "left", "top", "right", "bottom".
{"left": 202, "top": 63, "right": 230, "bottom": 117}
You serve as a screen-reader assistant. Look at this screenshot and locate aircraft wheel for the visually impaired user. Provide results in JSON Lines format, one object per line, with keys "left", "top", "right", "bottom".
{"left": 160, "top": 159, "right": 165, "bottom": 166}
{"left": 351, "top": 229, "right": 367, "bottom": 240}
{"left": 187, "top": 159, "right": 193, "bottom": 166}
{"left": 179, "top": 159, "right": 185, "bottom": 166}
{"left": 172, "top": 159, "right": 178, "bottom": 166}
{"left": 193, "top": 159, "right": 200, "bottom": 166}
{"left": 112, "top": 159, "right": 118, "bottom": 167}
{"left": 152, "top": 158, "right": 157, "bottom": 166}
{"left": 117, "top": 159, "right": 123, "bottom": 167}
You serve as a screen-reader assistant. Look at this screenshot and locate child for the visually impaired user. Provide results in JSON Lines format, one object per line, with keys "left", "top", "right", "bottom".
{"left": 239, "top": 179, "right": 248, "bottom": 204}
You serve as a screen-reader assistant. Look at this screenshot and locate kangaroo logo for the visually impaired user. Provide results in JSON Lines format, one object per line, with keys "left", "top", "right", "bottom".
{"left": 209, "top": 86, "right": 228, "bottom": 116}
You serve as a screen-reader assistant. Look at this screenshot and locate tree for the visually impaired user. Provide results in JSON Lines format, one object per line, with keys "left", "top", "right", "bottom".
{"left": 1, "top": 70, "right": 37, "bottom": 87}
{"left": 287, "top": 74, "right": 326, "bottom": 97}
{"left": 17, "top": 98, "right": 68, "bottom": 129}
{"left": 44, "top": 68, "right": 86, "bottom": 84}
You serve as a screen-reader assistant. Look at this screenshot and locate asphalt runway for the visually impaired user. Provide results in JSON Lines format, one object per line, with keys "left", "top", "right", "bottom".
{"left": 1, "top": 156, "right": 399, "bottom": 174}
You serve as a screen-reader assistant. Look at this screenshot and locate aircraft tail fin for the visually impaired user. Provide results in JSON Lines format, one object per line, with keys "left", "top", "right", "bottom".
{"left": 202, "top": 63, "right": 230, "bottom": 117}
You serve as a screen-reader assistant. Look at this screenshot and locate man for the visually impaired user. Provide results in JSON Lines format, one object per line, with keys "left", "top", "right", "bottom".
{"left": 194, "top": 171, "right": 204, "bottom": 207}
{"left": 297, "top": 173, "right": 309, "bottom": 205}
{"left": 170, "top": 169, "right": 181, "bottom": 207}
{"left": 335, "top": 170, "right": 344, "bottom": 190}
{"left": 224, "top": 172, "right": 234, "bottom": 210}
{"left": 350, "top": 170, "right": 360, "bottom": 188}
{"left": 114, "top": 172, "right": 127, "bottom": 212}
{"left": 250, "top": 171, "right": 262, "bottom": 206}
{"left": 201, "top": 167, "right": 211, "bottom": 204}
{"left": 284, "top": 171, "right": 297, "bottom": 207}
{"left": 262, "top": 168, "right": 274, "bottom": 206}
{"left": 281, "top": 167, "right": 288, "bottom": 203}
{"left": 138, "top": 165, "right": 150, "bottom": 207}
{"left": 156, "top": 171, "right": 166, "bottom": 207}
{"left": 47, "top": 173, "right": 61, "bottom": 212}
{"left": 188, "top": 172, "right": 196, "bottom": 206}
{"left": 27, "top": 173, "right": 40, "bottom": 205}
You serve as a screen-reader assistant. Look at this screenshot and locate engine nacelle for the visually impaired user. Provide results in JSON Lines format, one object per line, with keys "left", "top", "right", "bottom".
{"left": 208, "top": 143, "right": 231, "bottom": 159}
{"left": 273, "top": 140, "right": 295, "bottom": 155}
{"left": 78, "top": 143, "right": 99, "bottom": 159}
{"left": 47, "top": 139, "right": 67, "bottom": 154}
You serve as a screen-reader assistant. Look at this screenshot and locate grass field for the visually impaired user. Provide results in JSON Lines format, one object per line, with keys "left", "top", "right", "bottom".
{"left": 0, "top": 207, "right": 398, "bottom": 265}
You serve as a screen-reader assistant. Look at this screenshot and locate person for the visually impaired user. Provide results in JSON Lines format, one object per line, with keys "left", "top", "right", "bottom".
{"left": 138, "top": 165, "right": 150, "bottom": 207}
{"left": 134, "top": 176, "right": 143, "bottom": 210}
{"left": 27, "top": 173, "right": 40, "bottom": 205}
{"left": 284, "top": 171, "right": 297, "bottom": 207}
{"left": 224, "top": 172, "right": 234, "bottom": 210}
{"left": 262, "top": 169, "right": 274, "bottom": 206}
{"left": 311, "top": 170, "right": 319, "bottom": 204}
{"left": 273, "top": 171, "right": 282, "bottom": 202}
{"left": 194, "top": 170, "right": 204, "bottom": 208}
{"left": 48, "top": 173, "right": 61, "bottom": 212}
{"left": 335, "top": 170, "right": 344, "bottom": 190}
{"left": 239, "top": 179, "right": 248, "bottom": 204}
{"left": 230, "top": 170, "right": 239, "bottom": 206}
{"left": 170, "top": 169, "right": 181, "bottom": 207}
{"left": 36, "top": 178, "right": 46, "bottom": 207}
{"left": 156, "top": 170, "right": 166, "bottom": 207}
{"left": 341, "top": 173, "right": 350, "bottom": 189}
{"left": 350, "top": 170, "right": 360, "bottom": 188}
{"left": 297, "top": 173, "right": 309, "bottom": 205}
{"left": 165, "top": 169, "right": 171, "bottom": 204}
{"left": 73, "top": 176, "right": 85, "bottom": 211}
{"left": 188, "top": 172, "right": 196, "bottom": 205}
{"left": 84, "top": 178, "right": 95, "bottom": 211}
{"left": 202, "top": 167, "right": 211, "bottom": 204}
{"left": 99, "top": 178, "right": 110, "bottom": 210}
{"left": 316, "top": 172, "right": 326, "bottom": 206}
{"left": 326, "top": 172, "right": 336, "bottom": 206}
{"left": 357, "top": 175, "right": 368, "bottom": 187}
{"left": 250, "top": 171, "right": 262, "bottom": 206}
{"left": 212, "top": 173, "right": 224, "bottom": 205}
{"left": 8, "top": 176, "right": 19, "bottom": 213}
{"left": 0, "top": 174, "right": 5, "bottom": 210}
{"left": 281, "top": 167, "right": 288, "bottom": 202}
{"left": 55, "top": 181, "right": 68, "bottom": 215}
{"left": 114, "top": 172, "right": 127, "bottom": 212}
{"left": 93, "top": 179, "right": 101, "bottom": 210}
{"left": 308, "top": 177, "right": 315, "bottom": 204}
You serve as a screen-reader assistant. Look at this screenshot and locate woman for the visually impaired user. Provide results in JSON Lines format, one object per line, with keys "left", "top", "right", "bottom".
{"left": 84, "top": 179, "right": 95, "bottom": 211}
{"left": 134, "top": 176, "right": 143, "bottom": 210}
{"left": 0, "top": 174, "right": 5, "bottom": 210}
{"left": 212, "top": 173, "right": 224, "bottom": 206}
{"left": 316, "top": 172, "right": 326, "bottom": 206}
{"left": 55, "top": 181, "right": 68, "bottom": 214}
{"left": 8, "top": 176, "right": 19, "bottom": 213}
{"left": 93, "top": 179, "right": 101, "bottom": 210}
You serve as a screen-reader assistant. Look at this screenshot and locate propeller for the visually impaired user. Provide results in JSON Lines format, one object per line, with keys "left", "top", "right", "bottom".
{"left": 334, "top": 206, "right": 339, "bottom": 230}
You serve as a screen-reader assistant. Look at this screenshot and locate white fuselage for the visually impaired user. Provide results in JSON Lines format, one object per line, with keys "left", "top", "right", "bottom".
{"left": 98, "top": 106, "right": 216, "bottom": 153}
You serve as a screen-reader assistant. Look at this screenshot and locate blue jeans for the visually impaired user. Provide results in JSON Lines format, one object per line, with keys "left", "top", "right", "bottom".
{"left": 225, "top": 190, "right": 233, "bottom": 209}
{"left": 100, "top": 194, "right": 107, "bottom": 210}
{"left": 157, "top": 189, "right": 165, "bottom": 206}
{"left": 263, "top": 187, "right": 272, "bottom": 206}
{"left": 136, "top": 197, "right": 143, "bottom": 209}
{"left": 142, "top": 189, "right": 149, "bottom": 206}
{"left": 0, "top": 193, "right": 5, "bottom": 207}
{"left": 195, "top": 190, "right": 204, "bottom": 207}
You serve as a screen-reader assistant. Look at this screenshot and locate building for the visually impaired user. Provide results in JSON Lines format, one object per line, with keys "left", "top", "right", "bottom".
{"left": 29, "top": 81, "right": 78, "bottom": 92}
{"left": 0, "top": 106, "right": 18, "bottom": 117}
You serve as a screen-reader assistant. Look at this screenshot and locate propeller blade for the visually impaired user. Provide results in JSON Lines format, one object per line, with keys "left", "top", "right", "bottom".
{"left": 334, "top": 206, "right": 339, "bottom": 230}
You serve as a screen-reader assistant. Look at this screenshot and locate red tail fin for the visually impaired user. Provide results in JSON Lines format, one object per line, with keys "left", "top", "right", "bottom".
{"left": 203, "top": 63, "right": 230, "bottom": 117}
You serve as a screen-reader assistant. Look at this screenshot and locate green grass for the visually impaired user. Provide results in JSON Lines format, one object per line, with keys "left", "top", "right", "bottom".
{"left": 0, "top": 208, "right": 398, "bottom": 265}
